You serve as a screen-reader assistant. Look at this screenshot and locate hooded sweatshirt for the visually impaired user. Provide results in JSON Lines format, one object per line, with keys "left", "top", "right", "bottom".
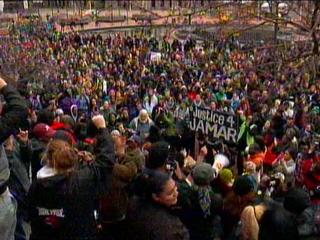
{"left": 27, "top": 128, "right": 115, "bottom": 240}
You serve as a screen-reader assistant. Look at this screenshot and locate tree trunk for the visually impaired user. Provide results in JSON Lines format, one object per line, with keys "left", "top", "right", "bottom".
{"left": 311, "top": 1, "right": 320, "bottom": 55}
{"left": 310, "top": 0, "right": 320, "bottom": 78}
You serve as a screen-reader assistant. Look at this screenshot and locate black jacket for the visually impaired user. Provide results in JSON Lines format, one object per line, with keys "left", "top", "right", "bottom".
{"left": 27, "top": 128, "right": 115, "bottom": 240}
{"left": 7, "top": 139, "right": 32, "bottom": 210}
{"left": 177, "top": 181, "right": 223, "bottom": 240}
{"left": 0, "top": 85, "right": 28, "bottom": 188}
{"left": 124, "top": 196, "right": 190, "bottom": 240}
{"left": 0, "top": 85, "right": 28, "bottom": 143}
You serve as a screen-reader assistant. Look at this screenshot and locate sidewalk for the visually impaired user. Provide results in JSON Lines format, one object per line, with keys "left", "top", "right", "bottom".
{"left": 42, "top": 8, "right": 219, "bottom": 33}
{"left": 1, "top": 7, "right": 305, "bottom": 42}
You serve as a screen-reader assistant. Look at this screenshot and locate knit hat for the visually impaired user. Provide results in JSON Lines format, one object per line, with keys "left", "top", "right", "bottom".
{"left": 219, "top": 168, "right": 234, "bottom": 185}
{"left": 192, "top": 163, "right": 215, "bottom": 186}
{"left": 284, "top": 188, "right": 311, "bottom": 215}
{"left": 233, "top": 175, "right": 255, "bottom": 196}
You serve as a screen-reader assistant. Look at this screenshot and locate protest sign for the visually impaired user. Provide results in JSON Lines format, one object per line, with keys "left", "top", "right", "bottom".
{"left": 189, "top": 106, "right": 239, "bottom": 143}
{"left": 150, "top": 52, "right": 161, "bottom": 62}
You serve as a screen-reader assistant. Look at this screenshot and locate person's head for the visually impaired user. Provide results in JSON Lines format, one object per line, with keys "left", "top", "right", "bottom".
{"left": 42, "top": 139, "right": 78, "bottom": 174}
{"left": 91, "top": 98, "right": 97, "bottom": 106}
{"left": 283, "top": 187, "right": 311, "bottom": 215}
{"left": 37, "top": 109, "right": 55, "bottom": 125}
{"left": 233, "top": 175, "right": 255, "bottom": 200}
{"left": 140, "top": 170, "right": 178, "bottom": 207}
{"left": 53, "top": 130, "right": 75, "bottom": 145}
{"left": 192, "top": 163, "right": 215, "bottom": 186}
{"left": 139, "top": 109, "right": 149, "bottom": 123}
{"left": 219, "top": 168, "right": 234, "bottom": 186}
{"left": 259, "top": 204, "right": 299, "bottom": 240}
{"left": 121, "top": 108, "right": 129, "bottom": 119}
{"left": 148, "top": 88, "right": 154, "bottom": 96}
{"left": 60, "top": 114, "right": 75, "bottom": 130}
{"left": 108, "top": 112, "right": 117, "bottom": 125}
{"left": 210, "top": 101, "right": 217, "bottom": 110}
{"left": 33, "top": 123, "right": 56, "bottom": 143}
{"left": 195, "top": 94, "right": 201, "bottom": 103}
{"left": 102, "top": 101, "right": 109, "bottom": 110}
{"left": 146, "top": 141, "right": 169, "bottom": 171}
{"left": 111, "top": 129, "right": 121, "bottom": 142}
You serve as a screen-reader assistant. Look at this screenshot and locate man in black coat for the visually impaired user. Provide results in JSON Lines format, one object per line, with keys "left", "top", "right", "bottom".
{"left": 0, "top": 75, "right": 29, "bottom": 240}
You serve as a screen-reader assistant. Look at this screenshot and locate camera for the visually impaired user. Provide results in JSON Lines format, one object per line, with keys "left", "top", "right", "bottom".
{"left": 166, "top": 145, "right": 177, "bottom": 172}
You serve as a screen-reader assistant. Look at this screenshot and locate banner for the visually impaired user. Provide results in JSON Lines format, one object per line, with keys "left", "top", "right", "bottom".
{"left": 23, "top": 0, "right": 28, "bottom": 9}
{"left": 0, "top": 1, "right": 3, "bottom": 12}
{"left": 189, "top": 107, "right": 239, "bottom": 143}
{"left": 150, "top": 51, "right": 161, "bottom": 62}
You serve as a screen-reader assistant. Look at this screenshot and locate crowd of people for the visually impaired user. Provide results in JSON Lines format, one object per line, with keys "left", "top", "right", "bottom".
{"left": 0, "top": 17, "right": 319, "bottom": 240}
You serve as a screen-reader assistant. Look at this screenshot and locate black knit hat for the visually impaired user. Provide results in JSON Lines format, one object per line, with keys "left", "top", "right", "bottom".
{"left": 233, "top": 175, "right": 255, "bottom": 196}
{"left": 284, "top": 188, "right": 311, "bottom": 215}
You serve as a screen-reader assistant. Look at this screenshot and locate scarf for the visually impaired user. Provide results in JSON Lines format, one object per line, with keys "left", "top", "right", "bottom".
{"left": 197, "top": 186, "right": 212, "bottom": 218}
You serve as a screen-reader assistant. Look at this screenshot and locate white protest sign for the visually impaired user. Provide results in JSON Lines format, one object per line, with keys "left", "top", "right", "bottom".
{"left": 150, "top": 52, "right": 161, "bottom": 62}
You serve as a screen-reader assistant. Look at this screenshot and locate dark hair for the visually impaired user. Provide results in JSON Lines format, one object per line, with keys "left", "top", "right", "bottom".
{"left": 60, "top": 114, "right": 75, "bottom": 129}
{"left": 259, "top": 204, "right": 299, "bottom": 240}
{"left": 283, "top": 187, "right": 311, "bottom": 215}
{"left": 147, "top": 125, "right": 161, "bottom": 143}
{"left": 146, "top": 141, "right": 169, "bottom": 170}
{"left": 176, "top": 152, "right": 185, "bottom": 169}
{"left": 53, "top": 130, "right": 74, "bottom": 145}
{"left": 74, "top": 121, "right": 88, "bottom": 141}
{"left": 133, "top": 170, "right": 170, "bottom": 200}
{"left": 38, "top": 109, "right": 54, "bottom": 125}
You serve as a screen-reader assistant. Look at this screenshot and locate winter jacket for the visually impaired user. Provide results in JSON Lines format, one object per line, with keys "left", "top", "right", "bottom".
{"left": 7, "top": 139, "right": 31, "bottom": 210}
{"left": 27, "top": 128, "right": 115, "bottom": 240}
{"left": 248, "top": 152, "right": 266, "bottom": 168}
{"left": 124, "top": 196, "right": 190, "bottom": 240}
{"left": 0, "top": 85, "right": 28, "bottom": 145}
{"left": 0, "top": 85, "right": 28, "bottom": 240}
{"left": 177, "top": 181, "right": 223, "bottom": 240}
{"left": 29, "top": 138, "right": 46, "bottom": 182}
{"left": 100, "top": 148, "right": 144, "bottom": 222}
{"left": 0, "top": 84, "right": 28, "bottom": 187}
{"left": 129, "top": 117, "right": 154, "bottom": 142}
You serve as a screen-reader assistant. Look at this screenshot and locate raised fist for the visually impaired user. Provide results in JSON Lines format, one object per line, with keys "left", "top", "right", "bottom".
{"left": 92, "top": 115, "right": 106, "bottom": 129}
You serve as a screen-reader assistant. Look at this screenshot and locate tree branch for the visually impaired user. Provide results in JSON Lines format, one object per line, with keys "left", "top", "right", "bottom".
{"left": 225, "top": 21, "right": 268, "bottom": 40}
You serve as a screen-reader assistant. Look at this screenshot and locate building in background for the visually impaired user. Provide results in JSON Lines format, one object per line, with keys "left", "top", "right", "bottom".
{"left": 0, "top": 0, "right": 215, "bottom": 12}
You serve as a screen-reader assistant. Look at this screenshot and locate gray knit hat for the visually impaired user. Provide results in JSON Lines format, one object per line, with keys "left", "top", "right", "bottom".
{"left": 192, "top": 163, "right": 215, "bottom": 186}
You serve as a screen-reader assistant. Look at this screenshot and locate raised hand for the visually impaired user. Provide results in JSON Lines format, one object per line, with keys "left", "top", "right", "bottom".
{"left": 0, "top": 77, "right": 7, "bottom": 90}
{"left": 17, "top": 128, "right": 29, "bottom": 144}
{"left": 92, "top": 115, "right": 106, "bottom": 129}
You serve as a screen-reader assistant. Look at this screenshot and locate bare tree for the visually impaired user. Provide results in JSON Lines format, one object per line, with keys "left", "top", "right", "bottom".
{"left": 220, "top": 1, "right": 320, "bottom": 77}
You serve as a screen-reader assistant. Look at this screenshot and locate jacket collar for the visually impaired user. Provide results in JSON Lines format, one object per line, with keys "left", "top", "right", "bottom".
{"left": 37, "top": 165, "right": 58, "bottom": 179}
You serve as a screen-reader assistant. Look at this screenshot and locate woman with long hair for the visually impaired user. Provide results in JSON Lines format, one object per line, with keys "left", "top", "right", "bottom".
{"left": 27, "top": 115, "right": 115, "bottom": 240}
{"left": 124, "top": 170, "right": 189, "bottom": 240}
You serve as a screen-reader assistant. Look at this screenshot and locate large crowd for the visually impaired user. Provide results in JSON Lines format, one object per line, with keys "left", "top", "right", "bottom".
{"left": 0, "top": 17, "right": 319, "bottom": 240}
